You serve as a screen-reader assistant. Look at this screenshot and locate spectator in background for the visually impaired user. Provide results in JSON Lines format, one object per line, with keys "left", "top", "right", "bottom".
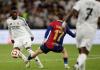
{"left": 0, "top": 0, "right": 99, "bottom": 29}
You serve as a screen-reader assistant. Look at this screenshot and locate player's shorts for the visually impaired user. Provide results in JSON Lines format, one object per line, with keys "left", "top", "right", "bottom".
{"left": 76, "top": 25, "right": 96, "bottom": 51}
{"left": 40, "top": 44, "right": 63, "bottom": 54}
{"left": 13, "top": 35, "right": 32, "bottom": 49}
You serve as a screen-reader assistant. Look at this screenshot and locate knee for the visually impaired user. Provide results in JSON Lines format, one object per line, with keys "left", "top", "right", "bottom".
{"left": 79, "top": 47, "right": 89, "bottom": 55}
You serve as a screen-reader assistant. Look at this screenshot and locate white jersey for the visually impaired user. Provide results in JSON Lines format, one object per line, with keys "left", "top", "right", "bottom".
{"left": 6, "top": 16, "right": 33, "bottom": 40}
{"left": 73, "top": 0, "right": 100, "bottom": 51}
{"left": 73, "top": 0, "right": 100, "bottom": 30}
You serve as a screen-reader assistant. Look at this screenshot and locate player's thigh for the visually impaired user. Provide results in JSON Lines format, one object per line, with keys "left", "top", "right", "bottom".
{"left": 52, "top": 46, "right": 63, "bottom": 53}
{"left": 76, "top": 33, "right": 83, "bottom": 48}
{"left": 13, "top": 39, "right": 23, "bottom": 49}
{"left": 40, "top": 44, "right": 50, "bottom": 54}
{"left": 79, "top": 38, "right": 93, "bottom": 51}
{"left": 22, "top": 37, "right": 32, "bottom": 48}
{"left": 76, "top": 31, "right": 93, "bottom": 49}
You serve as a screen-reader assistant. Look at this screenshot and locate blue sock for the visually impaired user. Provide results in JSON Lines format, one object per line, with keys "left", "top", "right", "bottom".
{"left": 64, "top": 58, "right": 68, "bottom": 64}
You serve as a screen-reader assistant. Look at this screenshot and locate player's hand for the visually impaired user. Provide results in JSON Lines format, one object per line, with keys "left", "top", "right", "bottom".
{"left": 11, "top": 40, "right": 14, "bottom": 44}
{"left": 31, "top": 37, "right": 34, "bottom": 41}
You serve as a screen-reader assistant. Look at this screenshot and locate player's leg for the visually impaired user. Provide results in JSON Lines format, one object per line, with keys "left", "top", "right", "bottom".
{"left": 27, "top": 44, "right": 49, "bottom": 63}
{"left": 74, "top": 47, "right": 88, "bottom": 70}
{"left": 13, "top": 38, "right": 30, "bottom": 68}
{"left": 19, "top": 49, "right": 28, "bottom": 62}
{"left": 79, "top": 62, "right": 85, "bottom": 70}
{"left": 27, "top": 44, "right": 50, "bottom": 68}
{"left": 12, "top": 39, "right": 27, "bottom": 62}
{"left": 74, "top": 38, "right": 92, "bottom": 70}
{"left": 23, "top": 36, "right": 43, "bottom": 68}
{"left": 27, "top": 47, "right": 43, "bottom": 60}
{"left": 61, "top": 48, "right": 70, "bottom": 69}
{"left": 27, "top": 43, "right": 49, "bottom": 59}
{"left": 26, "top": 47, "right": 43, "bottom": 68}
{"left": 27, "top": 46, "right": 45, "bottom": 60}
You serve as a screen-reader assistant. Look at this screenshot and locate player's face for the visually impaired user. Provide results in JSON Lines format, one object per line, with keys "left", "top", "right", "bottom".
{"left": 11, "top": 10, "right": 18, "bottom": 20}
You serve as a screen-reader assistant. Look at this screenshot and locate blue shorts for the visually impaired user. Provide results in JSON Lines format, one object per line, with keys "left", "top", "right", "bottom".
{"left": 40, "top": 44, "right": 63, "bottom": 54}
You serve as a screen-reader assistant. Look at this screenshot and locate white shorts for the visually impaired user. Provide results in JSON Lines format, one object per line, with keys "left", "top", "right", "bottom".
{"left": 13, "top": 36, "right": 32, "bottom": 49}
{"left": 76, "top": 27, "right": 96, "bottom": 51}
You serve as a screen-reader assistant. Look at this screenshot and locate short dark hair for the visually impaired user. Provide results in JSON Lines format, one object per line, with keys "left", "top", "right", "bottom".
{"left": 11, "top": 6, "right": 17, "bottom": 10}
{"left": 56, "top": 12, "right": 65, "bottom": 20}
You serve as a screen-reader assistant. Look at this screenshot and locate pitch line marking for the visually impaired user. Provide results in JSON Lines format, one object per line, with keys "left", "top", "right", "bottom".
{"left": 0, "top": 56, "right": 100, "bottom": 63}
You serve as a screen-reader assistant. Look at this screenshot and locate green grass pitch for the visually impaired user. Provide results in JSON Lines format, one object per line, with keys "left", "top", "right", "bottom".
{"left": 0, "top": 44, "right": 100, "bottom": 70}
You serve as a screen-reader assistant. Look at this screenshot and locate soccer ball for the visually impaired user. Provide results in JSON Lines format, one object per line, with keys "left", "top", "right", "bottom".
{"left": 11, "top": 49, "right": 20, "bottom": 58}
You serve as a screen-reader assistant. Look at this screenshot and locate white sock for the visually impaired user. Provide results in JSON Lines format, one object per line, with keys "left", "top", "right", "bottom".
{"left": 19, "top": 51, "right": 27, "bottom": 62}
{"left": 77, "top": 54, "right": 87, "bottom": 67}
{"left": 34, "top": 56, "right": 43, "bottom": 68}
{"left": 79, "top": 62, "right": 85, "bottom": 70}
{"left": 27, "top": 48, "right": 35, "bottom": 56}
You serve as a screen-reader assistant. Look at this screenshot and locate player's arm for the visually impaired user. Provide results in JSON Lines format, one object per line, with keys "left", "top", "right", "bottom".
{"left": 25, "top": 24, "right": 33, "bottom": 36}
{"left": 62, "top": 0, "right": 81, "bottom": 28}
{"left": 43, "top": 26, "right": 53, "bottom": 44}
{"left": 23, "top": 19, "right": 34, "bottom": 41}
{"left": 8, "top": 27, "right": 14, "bottom": 43}
{"left": 25, "top": 24, "right": 34, "bottom": 41}
{"left": 8, "top": 26, "right": 12, "bottom": 38}
{"left": 6, "top": 20, "right": 14, "bottom": 43}
{"left": 21, "top": 17, "right": 33, "bottom": 37}
{"left": 62, "top": 9, "right": 79, "bottom": 28}
{"left": 65, "top": 26, "right": 76, "bottom": 38}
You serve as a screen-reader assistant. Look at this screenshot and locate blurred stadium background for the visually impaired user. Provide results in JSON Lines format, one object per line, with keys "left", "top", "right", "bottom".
{"left": 0, "top": 0, "right": 100, "bottom": 70}
{"left": 0, "top": 0, "right": 100, "bottom": 29}
{"left": 0, "top": 0, "right": 80, "bottom": 29}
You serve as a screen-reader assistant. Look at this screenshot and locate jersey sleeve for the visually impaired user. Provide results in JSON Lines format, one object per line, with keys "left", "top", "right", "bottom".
{"left": 43, "top": 23, "right": 53, "bottom": 44}
{"left": 44, "top": 26, "right": 52, "bottom": 39}
{"left": 45, "top": 21, "right": 54, "bottom": 38}
{"left": 6, "top": 19, "right": 14, "bottom": 40}
{"left": 19, "top": 17, "right": 28, "bottom": 26}
{"left": 6, "top": 19, "right": 11, "bottom": 29}
{"left": 65, "top": 26, "right": 76, "bottom": 38}
{"left": 20, "top": 17, "right": 33, "bottom": 37}
{"left": 73, "top": 0, "right": 82, "bottom": 11}
{"left": 23, "top": 19, "right": 28, "bottom": 26}
{"left": 49, "top": 21, "right": 55, "bottom": 28}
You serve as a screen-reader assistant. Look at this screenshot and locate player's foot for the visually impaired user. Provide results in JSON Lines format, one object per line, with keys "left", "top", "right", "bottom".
{"left": 73, "top": 64, "right": 79, "bottom": 70}
{"left": 39, "top": 64, "right": 44, "bottom": 68}
{"left": 64, "top": 64, "right": 70, "bottom": 69}
{"left": 34, "top": 59, "right": 44, "bottom": 68}
{"left": 35, "top": 61, "right": 44, "bottom": 68}
{"left": 25, "top": 60, "right": 30, "bottom": 68}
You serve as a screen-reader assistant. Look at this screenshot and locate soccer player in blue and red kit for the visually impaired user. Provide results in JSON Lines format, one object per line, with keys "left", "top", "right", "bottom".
{"left": 27, "top": 13, "right": 76, "bottom": 69}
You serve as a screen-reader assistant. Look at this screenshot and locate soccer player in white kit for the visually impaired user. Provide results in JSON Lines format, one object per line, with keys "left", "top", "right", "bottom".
{"left": 6, "top": 7, "right": 43, "bottom": 68}
{"left": 62, "top": 0, "right": 100, "bottom": 70}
